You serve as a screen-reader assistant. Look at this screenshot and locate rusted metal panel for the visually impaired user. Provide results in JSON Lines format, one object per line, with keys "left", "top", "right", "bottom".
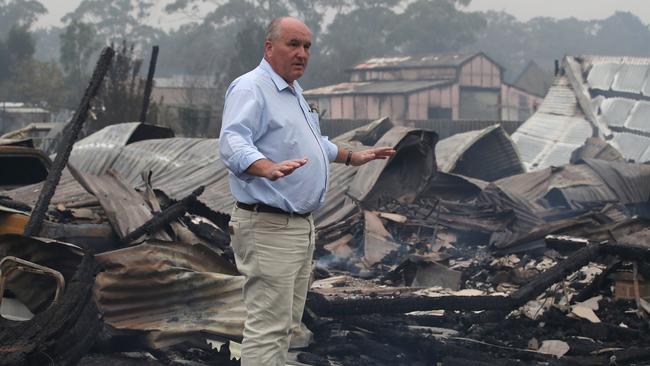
{"left": 4, "top": 169, "right": 98, "bottom": 208}
{"left": 94, "top": 240, "right": 244, "bottom": 348}
{"left": 69, "top": 167, "right": 172, "bottom": 241}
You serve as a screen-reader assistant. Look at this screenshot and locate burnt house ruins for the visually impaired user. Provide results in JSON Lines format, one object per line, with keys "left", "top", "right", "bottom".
{"left": 1, "top": 50, "right": 650, "bottom": 366}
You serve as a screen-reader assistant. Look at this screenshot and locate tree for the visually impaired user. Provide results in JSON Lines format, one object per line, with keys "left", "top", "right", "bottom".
{"left": 62, "top": 0, "right": 161, "bottom": 45}
{"left": 2, "top": 59, "right": 65, "bottom": 107}
{"left": 59, "top": 20, "right": 101, "bottom": 107}
{"left": 0, "top": 26, "right": 65, "bottom": 107}
{"left": 6, "top": 25, "right": 35, "bottom": 62}
{"left": 306, "top": 3, "right": 400, "bottom": 87}
{"left": 86, "top": 40, "right": 148, "bottom": 135}
{"left": 0, "top": 0, "right": 46, "bottom": 37}
{"left": 390, "top": 0, "right": 486, "bottom": 55}
{"left": 468, "top": 11, "right": 650, "bottom": 81}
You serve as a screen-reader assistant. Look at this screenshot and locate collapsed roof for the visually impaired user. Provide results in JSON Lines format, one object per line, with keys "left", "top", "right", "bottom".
{"left": 513, "top": 55, "right": 650, "bottom": 170}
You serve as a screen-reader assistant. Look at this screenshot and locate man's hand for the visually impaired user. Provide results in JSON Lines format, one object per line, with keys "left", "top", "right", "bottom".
{"left": 246, "top": 157, "right": 308, "bottom": 181}
{"left": 349, "top": 147, "right": 396, "bottom": 166}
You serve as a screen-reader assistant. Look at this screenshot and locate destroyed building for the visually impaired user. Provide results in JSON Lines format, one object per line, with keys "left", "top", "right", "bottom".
{"left": 1, "top": 49, "right": 650, "bottom": 365}
{"left": 513, "top": 55, "right": 650, "bottom": 170}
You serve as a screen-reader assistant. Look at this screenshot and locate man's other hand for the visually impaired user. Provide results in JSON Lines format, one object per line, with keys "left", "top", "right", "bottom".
{"left": 247, "top": 157, "right": 308, "bottom": 181}
{"left": 350, "top": 147, "right": 396, "bottom": 166}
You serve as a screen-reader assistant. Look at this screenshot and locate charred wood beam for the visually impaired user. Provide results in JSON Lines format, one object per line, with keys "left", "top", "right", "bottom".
{"left": 308, "top": 245, "right": 601, "bottom": 316}
{"left": 343, "top": 314, "right": 514, "bottom": 365}
{"left": 0, "top": 197, "right": 31, "bottom": 212}
{"left": 546, "top": 235, "right": 650, "bottom": 261}
{"left": 307, "top": 290, "right": 513, "bottom": 316}
{"left": 509, "top": 244, "right": 600, "bottom": 308}
{"left": 120, "top": 186, "right": 204, "bottom": 246}
{"left": 24, "top": 47, "right": 115, "bottom": 237}
{"left": 139, "top": 45, "right": 159, "bottom": 123}
{"left": 600, "top": 241, "right": 650, "bottom": 261}
{"left": 182, "top": 218, "right": 230, "bottom": 248}
{"left": 573, "top": 256, "right": 621, "bottom": 303}
{"left": 613, "top": 347, "right": 650, "bottom": 364}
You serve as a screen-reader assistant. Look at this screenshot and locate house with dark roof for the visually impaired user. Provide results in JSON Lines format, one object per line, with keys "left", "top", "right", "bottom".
{"left": 512, "top": 61, "right": 553, "bottom": 98}
{"left": 304, "top": 52, "right": 543, "bottom": 122}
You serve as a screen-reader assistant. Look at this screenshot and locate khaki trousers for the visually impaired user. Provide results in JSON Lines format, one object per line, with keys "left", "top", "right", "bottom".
{"left": 229, "top": 206, "right": 315, "bottom": 366}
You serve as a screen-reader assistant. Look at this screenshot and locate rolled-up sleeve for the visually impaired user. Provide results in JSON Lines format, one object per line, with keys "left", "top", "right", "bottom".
{"left": 219, "top": 88, "right": 266, "bottom": 180}
{"left": 320, "top": 136, "right": 339, "bottom": 162}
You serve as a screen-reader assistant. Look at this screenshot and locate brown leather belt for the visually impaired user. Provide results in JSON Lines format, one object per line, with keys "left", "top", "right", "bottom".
{"left": 236, "top": 201, "right": 311, "bottom": 218}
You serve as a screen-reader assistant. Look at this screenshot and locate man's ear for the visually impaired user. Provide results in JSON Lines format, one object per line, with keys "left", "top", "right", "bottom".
{"left": 264, "top": 40, "right": 272, "bottom": 59}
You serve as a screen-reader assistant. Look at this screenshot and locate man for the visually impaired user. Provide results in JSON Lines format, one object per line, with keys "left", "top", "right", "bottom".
{"left": 219, "top": 16, "right": 395, "bottom": 366}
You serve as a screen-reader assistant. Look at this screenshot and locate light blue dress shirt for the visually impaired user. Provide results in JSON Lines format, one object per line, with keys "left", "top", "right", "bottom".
{"left": 219, "top": 59, "right": 339, "bottom": 214}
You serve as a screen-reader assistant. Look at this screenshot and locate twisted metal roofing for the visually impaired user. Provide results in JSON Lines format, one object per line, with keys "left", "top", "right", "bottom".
{"left": 513, "top": 55, "right": 650, "bottom": 170}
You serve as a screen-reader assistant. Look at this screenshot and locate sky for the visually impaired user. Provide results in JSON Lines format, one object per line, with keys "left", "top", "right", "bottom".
{"left": 36, "top": 0, "right": 650, "bottom": 29}
{"left": 465, "top": 0, "right": 650, "bottom": 23}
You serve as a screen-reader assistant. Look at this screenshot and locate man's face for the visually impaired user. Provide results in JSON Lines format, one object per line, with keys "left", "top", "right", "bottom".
{"left": 265, "top": 19, "right": 312, "bottom": 84}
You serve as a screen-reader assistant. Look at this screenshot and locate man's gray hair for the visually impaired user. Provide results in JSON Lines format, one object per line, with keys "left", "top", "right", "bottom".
{"left": 266, "top": 17, "right": 289, "bottom": 41}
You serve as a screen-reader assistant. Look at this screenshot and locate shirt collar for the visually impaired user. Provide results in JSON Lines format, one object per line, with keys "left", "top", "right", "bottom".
{"left": 259, "top": 58, "right": 303, "bottom": 94}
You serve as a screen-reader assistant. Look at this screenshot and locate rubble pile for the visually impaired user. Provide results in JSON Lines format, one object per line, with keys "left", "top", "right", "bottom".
{"left": 1, "top": 117, "right": 650, "bottom": 365}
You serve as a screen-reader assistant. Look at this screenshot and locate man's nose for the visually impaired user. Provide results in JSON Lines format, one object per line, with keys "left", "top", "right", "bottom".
{"left": 297, "top": 46, "right": 309, "bottom": 59}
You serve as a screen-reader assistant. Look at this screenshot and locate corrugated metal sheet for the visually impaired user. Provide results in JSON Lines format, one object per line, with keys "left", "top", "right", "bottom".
{"left": 348, "top": 126, "right": 438, "bottom": 205}
{"left": 586, "top": 63, "right": 621, "bottom": 91}
{"left": 610, "top": 132, "right": 650, "bottom": 162}
{"left": 599, "top": 98, "right": 635, "bottom": 127}
{"left": 625, "top": 101, "right": 650, "bottom": 132}
{"left": 4, "top": 169, "right": 97, "bottom": 208}
{"left": 611, "top": 64, "right": 650, "bottom": 94}
{"left": 492, "top": 159, "right": 650, "bottom": 211}
{"left": 303, "top": 79, "right": 451, "bottom": 96}
{"left": 583, "top": 159, "right": 650, "bottom": 204}
{"left": 353, "top": 52, "right": 476, "bottom": 70}
{"left": 515, "top": 55, "right": 650, "bottom": 170}
{"left": 12, "top": 121, "right": 439, "bottom": 231}
{"left": 94, "top": 240, "right": 245, "bottom": 348}
{"left": 436, "top": 125, "right": 524, "bottom": 181}
{"left": 513, "top": 113, "right": 593, "bottom": 171}
{"left": 536, "top": 77, "right": 578, "bottom": 116}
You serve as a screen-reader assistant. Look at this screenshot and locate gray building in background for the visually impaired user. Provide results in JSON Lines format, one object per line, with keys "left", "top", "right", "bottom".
{"left": 0, "top": 103, "right": 51, "bottom": 135}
